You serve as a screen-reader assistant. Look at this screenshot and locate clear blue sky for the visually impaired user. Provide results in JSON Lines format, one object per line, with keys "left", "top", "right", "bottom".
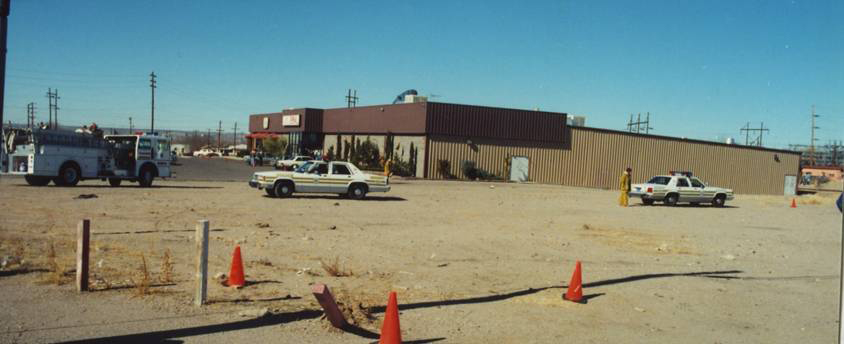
{"left": 4, "top": 0, "right": 842, "bottom": 149}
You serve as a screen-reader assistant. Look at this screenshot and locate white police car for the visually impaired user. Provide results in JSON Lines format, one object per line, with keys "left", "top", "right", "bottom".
{"left": 629, "top": 171, "right": 734, "bottom": 207}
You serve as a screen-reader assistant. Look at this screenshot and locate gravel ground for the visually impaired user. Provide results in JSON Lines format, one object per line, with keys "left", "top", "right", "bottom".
{"left": 0, "top": 165, "right": 841, "bottom": 343}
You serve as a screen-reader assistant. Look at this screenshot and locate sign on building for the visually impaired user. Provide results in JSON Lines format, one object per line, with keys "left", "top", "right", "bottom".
{"left": 283, "top": 114, "right": 301, "bottom": 127}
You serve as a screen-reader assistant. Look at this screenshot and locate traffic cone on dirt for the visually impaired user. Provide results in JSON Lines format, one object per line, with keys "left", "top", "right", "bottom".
{"left": 227, "top": 245, "right": 245, "bottom": 288}
{"left": 563, "top": 260, "right": 585, "bottom": 304}
{"left": 379, "top": 291, "right": 402, "bottom": 344}
{"left": 791, "top": 198, "right": 797, "bottom": 208}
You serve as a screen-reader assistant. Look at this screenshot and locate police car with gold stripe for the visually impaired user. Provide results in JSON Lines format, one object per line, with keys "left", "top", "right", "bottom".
{"left": 250, "top": 160, "right": 390, "bottom": 200}
{"left": 628, "top": 171, "right": 734, "bottom": 207}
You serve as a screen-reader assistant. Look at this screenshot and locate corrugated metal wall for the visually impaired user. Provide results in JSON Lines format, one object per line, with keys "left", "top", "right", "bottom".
{"left": 426, "top": 127, "right": 801, "bottom": 195}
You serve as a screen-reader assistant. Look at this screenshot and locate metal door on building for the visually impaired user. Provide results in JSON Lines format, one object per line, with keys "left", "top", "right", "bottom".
{"left": 510, "top": 156, "right": 529, "bottom": 182}
{"left": 783, "top": 175, "right": 797, "bottom": 196}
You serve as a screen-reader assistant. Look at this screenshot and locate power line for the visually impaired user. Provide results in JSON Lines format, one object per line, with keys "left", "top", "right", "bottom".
{"left": 8, "top": 68, "right": 142, "bottom": 79}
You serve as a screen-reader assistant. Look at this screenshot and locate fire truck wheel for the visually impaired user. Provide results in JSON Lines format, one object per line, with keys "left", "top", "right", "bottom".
{"left": 57, "top": 164, "right": 81, "bottom": 186}
{"left": 138, "top": 167, "right": 155, "bottom": 187}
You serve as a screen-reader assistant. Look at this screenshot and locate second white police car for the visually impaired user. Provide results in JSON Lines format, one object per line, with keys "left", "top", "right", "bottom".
{"left": 628, "top": 172, "right": 734, "bottom": 207}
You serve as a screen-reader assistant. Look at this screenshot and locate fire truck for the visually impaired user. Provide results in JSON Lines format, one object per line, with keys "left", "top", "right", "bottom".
{"left": 1, "top": 128, "right": 171, "bottom": 187}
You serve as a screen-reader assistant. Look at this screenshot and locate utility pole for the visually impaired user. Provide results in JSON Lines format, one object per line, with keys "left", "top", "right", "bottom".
{"left": 54, "top": 89, "right": 59, "bottom": 128}
{"left": 626, "top": 113, "right": 652, "bottom": 134}
{"left": 216, "top": 120, "right": 222, "bottom": 148}
{"left": 26, "top": 102, "right": 36, "bottom": 128}
{"left": 0, "top": 0, "right": 9, "bottom": 141}
{"left": 346, "top": 89, "right": 358, "bottom": 108}
{"left": 45, "top": 88, "right": 53, "bottom": 128}
{"left": 206, "top": 128, "right": 211, "bottom": 146}
{"left": 810, "top": 105, "right": 819, "bottom": 166}
{"left": 44, "top": 88, "right": 59, "bottom": 129}
{"left": 150, "top": 71, "right": 156, "bottom": 134}
{"left": 741, "top": 122, "right": 750, "bottom": 145}
{"left": 740, "top": 122, "right": 769, "bottom": 146}
{"left": 232, "top": 122, "right": 237, "bottom": 148}
{"left": 756, "top": 122, "right": 769, "bottom": 146}
{"left": 129, "top": 116, "right": 133, "bottom": 132}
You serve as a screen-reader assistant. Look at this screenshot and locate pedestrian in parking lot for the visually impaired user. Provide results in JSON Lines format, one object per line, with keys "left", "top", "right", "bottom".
{"left": 384, "top": 158, "right": 393, "bottom": 177}
{"left": 619, "top": 167, "right": 632, "bottom": 207}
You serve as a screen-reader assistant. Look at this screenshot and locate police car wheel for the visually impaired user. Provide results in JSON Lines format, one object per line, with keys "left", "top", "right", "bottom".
{"left": 712, "top": 195, "right": 726, "bottom": 207}
{"left": 664, "top": 194, "right": 678, "bottom": 206}
{"left": 274, "top": 181, "right": 293, "bottom": 197}
{"left": 348, "top": 184, "right": 367, "bottom": 200}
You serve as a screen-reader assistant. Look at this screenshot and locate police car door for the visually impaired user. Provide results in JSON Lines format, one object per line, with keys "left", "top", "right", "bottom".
{"left": 689, "top": 177, "right": 708, "bottom": 202}
{"left": 328, "top": 162, "right": 353, "bottom": 193}
{"left": 310, "top": 162, "right": 332, "bottom": 192}
{"left": 675, "top": 177, "right": 696, "bottom": 203}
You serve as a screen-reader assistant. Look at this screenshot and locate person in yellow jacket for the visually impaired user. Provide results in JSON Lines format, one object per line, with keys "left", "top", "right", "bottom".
{"left": 619, "top": 167, "right": 632, "bottom": 207}
{"left": 384, "top": 158, "right": 393, "bottom": 177}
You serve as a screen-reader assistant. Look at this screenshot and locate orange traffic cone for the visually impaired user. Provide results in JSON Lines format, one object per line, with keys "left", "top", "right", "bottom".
{"left": 563, "top": 260, "right": 585, "bottom": 303}
{"left": 791, "top": 198, "right": 797, "bottom": 208}
{"left": 379, "top": 291, "right": 402, "bottom": 344}
{"left": 227, "top": 245, "right": 245, "bottom": 287}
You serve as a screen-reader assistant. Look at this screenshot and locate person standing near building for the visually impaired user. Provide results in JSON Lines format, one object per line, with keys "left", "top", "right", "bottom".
{"left": 384, "top": 158, "right": 393, "bottom": 177}
{"left": 619, "top": 167, "right": 632, "bottom": 207}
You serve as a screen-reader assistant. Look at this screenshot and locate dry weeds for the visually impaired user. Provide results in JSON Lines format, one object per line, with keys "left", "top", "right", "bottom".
{"left": 332, "top": 288, "right": 380, "bottom": 328}
{"left": 132, "top": 253, "right": 151, "bottom": 296}
{"left": 42, "top": 242, "right": 64, "bottom": 285}
{"left": 320, "top": 256, "right": 354, "bottom": 277}
{"left": 160, "top": 249, "right": 174, "bottom": 283}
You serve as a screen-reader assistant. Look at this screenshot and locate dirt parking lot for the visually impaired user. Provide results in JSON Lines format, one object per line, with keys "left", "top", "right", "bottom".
{"left": 0, "top": 162, "right": 841, "bottom": 343}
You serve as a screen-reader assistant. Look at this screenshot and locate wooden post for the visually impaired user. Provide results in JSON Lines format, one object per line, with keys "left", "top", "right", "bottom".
{"left": 311, "top": 283, "right": 348, "bottom": 328}
{"left": 76, "top": 219, "right": 90, "bottom": 292}
{"left": 195, "top": 220, "right": 209, "bottom": 306}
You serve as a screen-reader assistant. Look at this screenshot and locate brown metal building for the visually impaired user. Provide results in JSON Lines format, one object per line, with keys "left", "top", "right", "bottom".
{"left": 248, "top": 101, "right": 800, "bottom": 195}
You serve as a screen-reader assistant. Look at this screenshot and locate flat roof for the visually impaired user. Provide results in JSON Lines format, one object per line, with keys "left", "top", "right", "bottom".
{"left": 572, "top": 126, "right": 801, "bottom": 156}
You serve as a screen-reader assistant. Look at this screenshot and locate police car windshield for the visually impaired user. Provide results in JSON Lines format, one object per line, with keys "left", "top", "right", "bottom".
{"left": 296, "top": 162, "right": 314, "bottom": 173}
{"left": 647, "top": 176, "right": 671, "bottom": 185}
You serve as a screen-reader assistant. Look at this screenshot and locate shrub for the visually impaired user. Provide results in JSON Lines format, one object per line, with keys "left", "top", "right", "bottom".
{"left": 438, "top": 160, "right": 453, "bottom": 179}
{"left": 262, "top": 137, "right": 288, "bottom": 157}
{"left": 460, "top": 160, "right": 499, "bottom": 181}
